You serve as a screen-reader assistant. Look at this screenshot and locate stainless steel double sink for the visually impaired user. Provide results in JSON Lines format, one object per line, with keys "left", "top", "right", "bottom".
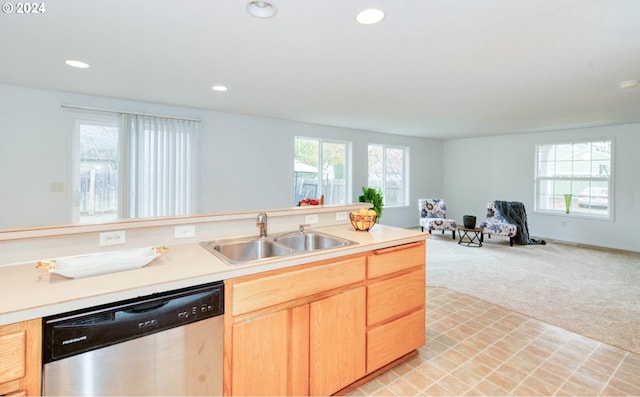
{"left": 199, "top": 230, "right": 357, "bottom": 265}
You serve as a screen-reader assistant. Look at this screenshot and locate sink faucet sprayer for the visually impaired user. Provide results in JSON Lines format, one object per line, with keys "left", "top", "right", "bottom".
{"left": 257, "top": 212, "right": 268, "bottom": 238}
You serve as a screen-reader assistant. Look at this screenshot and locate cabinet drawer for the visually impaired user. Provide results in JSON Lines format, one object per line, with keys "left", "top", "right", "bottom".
{"left": 0, "top": 328, "right": 26, "bottom": 384}
{"left": 367, "top": 269, "right": 425, "bottom": 326}
{"left": 232, "top": 256, "right": 366, "bottom": 316}
{"left": 367, "top": 242, "right": 425, "bottom": 279}
{"left": 366, "top": 308, "right": 425, "bottom": 373}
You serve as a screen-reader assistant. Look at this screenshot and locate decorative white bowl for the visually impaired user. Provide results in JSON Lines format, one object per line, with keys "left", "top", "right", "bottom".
{"left": 35, "top": 246, "right": 168, "bottom": 279}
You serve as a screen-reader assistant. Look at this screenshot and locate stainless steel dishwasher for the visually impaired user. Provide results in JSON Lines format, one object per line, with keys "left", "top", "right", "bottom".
{"left": 42, "top": 281, "right": 224, "bottom": 396}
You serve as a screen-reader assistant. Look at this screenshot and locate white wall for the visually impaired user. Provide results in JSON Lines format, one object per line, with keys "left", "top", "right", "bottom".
{"left": 2, "top": 84, "right": 637, "bottom": 251}
{"left": 443, "top": 124, "right": 640, "bottom": 252}
{"left": 0, "top": 84, "right": 443, "bottom": 230}
{"left": 198, "top": 113, "right": 445, "bottom": 228}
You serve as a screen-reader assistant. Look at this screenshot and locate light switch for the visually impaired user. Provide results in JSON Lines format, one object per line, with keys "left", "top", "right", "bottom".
{"left": 305, "top": 214, "right": 319, "bottom": 224}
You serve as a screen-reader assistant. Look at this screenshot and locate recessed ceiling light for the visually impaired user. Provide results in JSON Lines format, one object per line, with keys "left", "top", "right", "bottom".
{"left": 356, "top": 8, "right": 385, "bottom": 25}
{"left": 211, "top": 85, "right": 228, "bottom": 92}
{"left": 619, "top": 80, "right": 638, "bottom": 89}
{"left": 65, "top": 60, "right": 90, "bottom": 69}
{"left": 246, "top": 1, "right": 276, "bottom": 18}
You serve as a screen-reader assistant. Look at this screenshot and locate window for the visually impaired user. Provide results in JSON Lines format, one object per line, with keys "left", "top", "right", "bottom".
{"left": 73, "top": 112, "right": 198, "bottom": 223}
{"left": 294, "top": 137, "right": 351, "bottom": 205}
{"left": 367, "top": 144, "right": 409, "bottom": 207}
{"left": 74, "top": 115, "right": 120, "bottom": 224}
{"left": 535, "top": 140, "right": 612, "bottom": 218}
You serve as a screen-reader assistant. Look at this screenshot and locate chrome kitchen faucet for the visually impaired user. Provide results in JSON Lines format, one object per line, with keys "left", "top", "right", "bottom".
{"left": 256, "top": 212, "right": 268, "bottom": 238}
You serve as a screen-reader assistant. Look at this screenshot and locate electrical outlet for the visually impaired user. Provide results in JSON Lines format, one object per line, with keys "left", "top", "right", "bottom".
{"left": 99, "top": 230, "right": 126, "bottom": 246}
{"left": 336, "top": 211, "right": 348, "bottom": 221}
{"left": 560, "top": 220, "right": 567, "bottom": 227}
{"left": 305, "top": 214, "right": 319, "bottom": 224}
{"left": 50, "top": 182, "right": 64, "bottom": 192}
{"left": 175, "top": 225, "right": 195, "bottom": 239}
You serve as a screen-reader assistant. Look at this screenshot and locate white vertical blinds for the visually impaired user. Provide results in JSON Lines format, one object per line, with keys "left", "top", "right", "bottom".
{"left": 124, "top": 115, "right": 198, "bottom": 218}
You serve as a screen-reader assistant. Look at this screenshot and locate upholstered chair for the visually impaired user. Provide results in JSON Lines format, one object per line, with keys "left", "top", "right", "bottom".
{"left": 418, "top": 199, "right": 456, "bottom": 239}
{"left": 479, "top": 201, "right": 517, "bottom": 246}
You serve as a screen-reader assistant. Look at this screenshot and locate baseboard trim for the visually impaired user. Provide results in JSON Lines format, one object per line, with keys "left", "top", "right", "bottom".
{"left": 543, "top": 238, "right": 640, "bottom": 255}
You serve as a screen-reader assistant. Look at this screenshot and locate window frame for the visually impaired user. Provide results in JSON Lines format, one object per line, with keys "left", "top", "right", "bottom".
{"left": 367, "top": 144, "right": 410, "bottom": 208}
{"left": 293, "top": 136, "right": 352, "bottom": 206}
{"left": 534, "top": 138, "right": 614, "bottom": 220}
{"left": 71, "top": 113, "right": 122, "bottom": 224}
{"left": 71, "top": 111, "right": 199, "bottom": 224}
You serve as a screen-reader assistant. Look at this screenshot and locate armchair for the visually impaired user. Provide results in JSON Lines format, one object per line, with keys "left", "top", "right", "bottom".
{"left": 479, "top": 201, "right": 517, "bottom": 246}
{"left": 418, "top": 199, "right": 456, "bottom": 239}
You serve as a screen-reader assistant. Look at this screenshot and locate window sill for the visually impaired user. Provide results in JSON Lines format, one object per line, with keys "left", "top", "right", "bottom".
{"left": 533, "top": 209, "right": 614, "bottom": 222}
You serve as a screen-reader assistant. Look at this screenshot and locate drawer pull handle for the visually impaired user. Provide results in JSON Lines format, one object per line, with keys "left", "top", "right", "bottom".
{"left": 372, "top": 241, "right": 422, "bottom": 255}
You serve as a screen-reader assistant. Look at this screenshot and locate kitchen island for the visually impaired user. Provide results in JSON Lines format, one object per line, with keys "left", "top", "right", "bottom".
{"left": 0, "top": 205, "right": 427, "bottom": 396}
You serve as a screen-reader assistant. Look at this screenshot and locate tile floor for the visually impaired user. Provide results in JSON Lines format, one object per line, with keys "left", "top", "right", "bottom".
{"left": 347, "top": 287, "right": 640, "bottom": 396}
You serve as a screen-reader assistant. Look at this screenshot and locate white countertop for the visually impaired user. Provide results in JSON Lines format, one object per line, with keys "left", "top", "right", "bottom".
{"left": 0, "top": 224, "right": 427, "bottom": 325}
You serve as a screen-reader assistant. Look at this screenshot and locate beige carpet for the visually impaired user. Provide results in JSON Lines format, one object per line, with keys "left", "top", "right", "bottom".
{"left": 425, "top": 234, "right": 640, "bottom": 354}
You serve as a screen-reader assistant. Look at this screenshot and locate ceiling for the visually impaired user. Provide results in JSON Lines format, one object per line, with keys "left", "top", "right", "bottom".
{"left": 1, "top": 0, "right": 639, "bottom": 140}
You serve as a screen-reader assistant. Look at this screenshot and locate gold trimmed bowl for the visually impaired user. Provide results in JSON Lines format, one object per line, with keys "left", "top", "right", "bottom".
{"left": 350, "top": 213, "right": 377, "bottom": 231}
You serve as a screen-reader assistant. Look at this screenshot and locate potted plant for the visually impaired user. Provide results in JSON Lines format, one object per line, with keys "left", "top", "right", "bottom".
{"left": 358, "top": 187, "right": 384, "bottom": 223}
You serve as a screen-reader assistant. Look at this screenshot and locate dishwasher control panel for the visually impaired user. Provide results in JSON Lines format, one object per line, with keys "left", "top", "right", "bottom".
{"left": 179, "top": 300, "right": 219, "bottom": 320}
{"left": 43, "top": 281, "right": 224, "bottom": 363}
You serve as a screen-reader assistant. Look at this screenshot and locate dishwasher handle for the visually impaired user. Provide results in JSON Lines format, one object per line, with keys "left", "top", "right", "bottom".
{"left": 124, "top": 300, "right": 169, "bottom": 314}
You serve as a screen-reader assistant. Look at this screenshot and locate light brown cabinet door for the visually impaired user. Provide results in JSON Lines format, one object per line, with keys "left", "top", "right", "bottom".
{"left": 231, "top": 305, "right": 309, "bottom": 396}
{"left": 309, "top": 287, "right": 366, "bottom": 396}
{"left": 0, "top": 319, "right": 41, "bottom": 397}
